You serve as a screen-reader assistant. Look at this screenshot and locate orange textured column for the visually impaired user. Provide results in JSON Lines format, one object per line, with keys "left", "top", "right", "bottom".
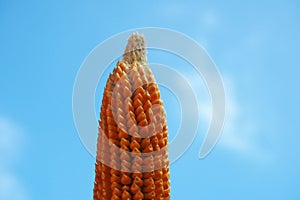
{"left": 94, "top": 33, "right": 170, "bottom": 200}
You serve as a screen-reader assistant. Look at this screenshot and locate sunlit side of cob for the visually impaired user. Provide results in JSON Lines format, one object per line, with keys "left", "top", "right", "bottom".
{"left": 94, "top": 33, "right": 170, "bottom": 200}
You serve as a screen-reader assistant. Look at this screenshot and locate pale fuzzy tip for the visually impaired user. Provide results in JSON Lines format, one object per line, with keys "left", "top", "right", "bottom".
{"left": 123, "top": 32, "right": 147, "bottom": 64}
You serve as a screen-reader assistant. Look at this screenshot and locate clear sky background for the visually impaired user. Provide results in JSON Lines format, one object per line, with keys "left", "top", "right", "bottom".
{"left": 1, "top": 1, "right": 300, "bottom": 199}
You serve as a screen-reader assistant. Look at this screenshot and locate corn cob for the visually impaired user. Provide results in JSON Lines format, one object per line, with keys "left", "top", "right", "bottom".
{"left": 94, "top": 33, "right": 170, "bottom": 200}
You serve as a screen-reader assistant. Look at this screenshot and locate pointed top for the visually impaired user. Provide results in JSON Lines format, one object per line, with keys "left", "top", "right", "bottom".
{"left": 123, "top": 32, "right": 147, "bottom": 64}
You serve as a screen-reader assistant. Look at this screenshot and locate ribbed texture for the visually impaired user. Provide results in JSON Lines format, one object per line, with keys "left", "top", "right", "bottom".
{"left": 94, "top": 33, "right": 170, "bottom": 200}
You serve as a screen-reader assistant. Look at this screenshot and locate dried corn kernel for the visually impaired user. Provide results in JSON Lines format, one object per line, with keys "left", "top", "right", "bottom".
{"left": 94, "top": 33, "right": 170, "bottom": 200}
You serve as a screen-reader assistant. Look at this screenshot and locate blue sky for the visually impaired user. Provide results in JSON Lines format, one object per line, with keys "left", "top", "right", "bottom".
{"left": 1, "top": 0, "right": 300, "bottom": 199}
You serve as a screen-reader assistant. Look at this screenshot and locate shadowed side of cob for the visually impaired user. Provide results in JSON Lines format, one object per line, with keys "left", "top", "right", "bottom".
{"left": 94, "top": 33, "right": 170, "bottom": 200}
